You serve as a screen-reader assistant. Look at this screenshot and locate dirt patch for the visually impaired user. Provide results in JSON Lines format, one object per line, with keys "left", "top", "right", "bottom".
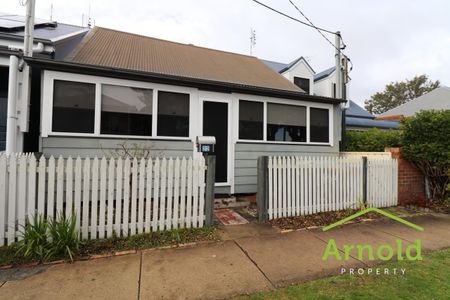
{"left": 268, "top": 209, "right": 384, "bottom": 231}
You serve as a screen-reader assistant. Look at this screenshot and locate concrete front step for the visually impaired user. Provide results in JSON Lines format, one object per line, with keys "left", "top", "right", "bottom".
{"left": 214, "top": 196, "right": 250, "bottom": 209}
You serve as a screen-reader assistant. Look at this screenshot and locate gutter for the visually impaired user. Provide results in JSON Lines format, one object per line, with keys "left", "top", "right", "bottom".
{"left": 24, "top": 56, "right": 346, "bottom": 105}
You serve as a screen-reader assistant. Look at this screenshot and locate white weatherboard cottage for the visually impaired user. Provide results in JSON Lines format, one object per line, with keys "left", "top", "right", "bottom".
{"left": 21, "top": 27, "right": 345, "bottom": 195}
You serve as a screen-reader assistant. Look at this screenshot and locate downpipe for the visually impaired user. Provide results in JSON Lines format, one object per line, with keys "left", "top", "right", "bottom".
{"left": 5, "top": 55, "right": 19, "bottom": 154}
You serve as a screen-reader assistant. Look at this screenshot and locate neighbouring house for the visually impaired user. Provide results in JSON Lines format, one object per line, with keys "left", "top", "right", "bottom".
{"left": 345, "top": 100, "right": 399, "bottom": 131}
{"left": 377, "top": 86, "right": 450, "bottom": 121}
{"left": 260, "top": 57, "right": 315, "bottom": 95}
{"left": 0, "top": 12, "right": 89, "bottom": 150}
{"left": 10, "top": 26, "right": 346, "bottom": 195}
{"left": 262, "top": 59, "right": 399, "bottom": 131}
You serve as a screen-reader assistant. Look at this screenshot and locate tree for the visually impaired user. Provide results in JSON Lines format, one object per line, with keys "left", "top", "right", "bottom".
{"left": 364, "top": 75, "right": 440, "bottom": 115}
{"left": 401, "top": 110, "right": 450, "bottom": 201}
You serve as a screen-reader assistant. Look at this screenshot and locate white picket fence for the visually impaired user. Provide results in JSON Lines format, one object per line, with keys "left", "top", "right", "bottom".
{"left": 266, "top": 156, "right": 398, "bottom": 220}
{"left": 0, "top": 154, "right": 206, "bottom": 246}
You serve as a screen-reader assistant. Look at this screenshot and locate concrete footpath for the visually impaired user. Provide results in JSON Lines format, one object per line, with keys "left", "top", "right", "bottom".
{"left": 0, "top": 213, "right": 449, "bottom": 300}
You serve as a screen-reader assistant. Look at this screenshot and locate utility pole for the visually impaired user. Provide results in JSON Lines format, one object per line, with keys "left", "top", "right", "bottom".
{"left": 335, "top": 31, "right": 348, "bottom": 151}
{"left": 335, "top": 31, "right": 342, "bottom": 99}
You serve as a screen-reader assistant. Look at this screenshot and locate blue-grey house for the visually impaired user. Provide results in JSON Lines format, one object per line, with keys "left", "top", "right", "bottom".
{"left": 0, "top": 13, "right": 89, "bottom": 150}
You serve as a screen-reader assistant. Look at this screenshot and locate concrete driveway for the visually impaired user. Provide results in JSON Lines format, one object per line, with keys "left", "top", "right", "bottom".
{"left": 0, "top": 213, "right": 448, "bottom": 300}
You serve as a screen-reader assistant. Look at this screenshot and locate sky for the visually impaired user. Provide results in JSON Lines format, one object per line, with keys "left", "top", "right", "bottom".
{"left": 3, "top": 0, "right": 450, "bottom": 106}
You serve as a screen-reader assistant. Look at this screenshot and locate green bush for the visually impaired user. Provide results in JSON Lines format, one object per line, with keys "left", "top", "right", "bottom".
{"left": 345, "top": 128, "right": 402, "bottom": 152}
{"left": 401, "top": 110, "right": 450, "bottom": 201}
{"left": 16, "top": 214, "right": 50, "bottom": 261}
{"left": 48, "top": 214, "right": 79, "bottom": 261}
{"left": 16, "top": 213, "right": 80, "bottom": 262}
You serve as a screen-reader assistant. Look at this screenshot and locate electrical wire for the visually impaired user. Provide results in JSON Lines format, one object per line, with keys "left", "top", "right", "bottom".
{"left": 250, "top": 0, "right": 336, "bottom": 35}
{"left": 286, "top": 0, "right": 353, "bottom": 72}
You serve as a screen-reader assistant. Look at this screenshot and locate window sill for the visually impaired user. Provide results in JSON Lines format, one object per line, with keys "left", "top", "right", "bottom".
{"left": 236, "top": 139, "right": 333, "bottom": 147}
{"left": 47, "top": 132, "right": 193, "bottom": 142}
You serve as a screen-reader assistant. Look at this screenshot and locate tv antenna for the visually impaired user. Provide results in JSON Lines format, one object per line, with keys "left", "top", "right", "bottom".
{"left": 250, "top": 28, "right": 256, "bottom": 55}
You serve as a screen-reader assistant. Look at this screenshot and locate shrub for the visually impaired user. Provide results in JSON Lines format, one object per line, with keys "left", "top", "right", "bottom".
{"left": 16, "top": 214, "right": 50, "bottom": 261}
{"left": 401, "top": 110, "right": 450, "bottom": 201}
{"left": 346, "top": 128, "right": 402, "bottom": 152}
{"left": 48, "top": 214, "right": 79, "bottom": 262}
{"left": 16, "top": 213, "right": 80, "bottom": 262}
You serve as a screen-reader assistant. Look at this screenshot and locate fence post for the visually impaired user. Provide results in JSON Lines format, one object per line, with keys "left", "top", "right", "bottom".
{"left": 205, "top": 155, "right": 216, "bottom": 226}
{"left": 362, "top": 156, "right": 368, "bottom": 206}
{"left": 257, "top": 156, "right": 269, "bottom": 222}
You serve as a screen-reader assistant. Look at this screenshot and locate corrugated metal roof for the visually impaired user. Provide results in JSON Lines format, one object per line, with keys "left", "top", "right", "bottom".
{"left": 346, "top": 100, "right": 374, "bottom": 119}
{"left": 346, "top": 117, "right": 400, "bottom": 130}
{"left": 261, "top": 56, "right": 315, "bottom": 74}
{"left": 67, "top": 27, "right": 303, "bottom": 93}
{"left": 379, "top": 86, "right": 450, "bottom": 117}
{"left": 314, "top": 66, "right": 335, "bottom": 82}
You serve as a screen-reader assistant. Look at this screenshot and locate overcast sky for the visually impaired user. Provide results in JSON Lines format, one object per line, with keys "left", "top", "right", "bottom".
{"left": 4, "top": 0, "right": 450, "bottom": 106}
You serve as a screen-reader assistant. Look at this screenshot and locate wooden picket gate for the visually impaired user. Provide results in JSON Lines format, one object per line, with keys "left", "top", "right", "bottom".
{"left": 257, "top": 155, "right": 398, "bottom": 221}
{"left": 0, "top": 154, "right": 211, "bottom": 246}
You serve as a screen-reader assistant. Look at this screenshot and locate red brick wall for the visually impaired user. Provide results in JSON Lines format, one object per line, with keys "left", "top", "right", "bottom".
{"left": 385, "top": 147, "right": 426, "bottom": 206}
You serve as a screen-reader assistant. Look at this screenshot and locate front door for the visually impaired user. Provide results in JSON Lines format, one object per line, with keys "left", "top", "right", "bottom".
{"left": 202, "top": 101, "right": 228, "bottom": 183}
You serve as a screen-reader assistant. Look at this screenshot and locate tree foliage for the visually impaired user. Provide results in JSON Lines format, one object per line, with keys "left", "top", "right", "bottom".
{"left": 401, "top": 110, "right": 450, "bottom": 201}
{"left": 345, "top": 129, "right": 402, "bottom": 152}
{"left": 364, "top": 75, "right": 440, "bottom": 115}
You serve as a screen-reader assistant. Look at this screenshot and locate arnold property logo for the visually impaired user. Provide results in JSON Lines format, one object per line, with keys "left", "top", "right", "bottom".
{"left": 321, "top": 208, "right": 424, "bottom": 265}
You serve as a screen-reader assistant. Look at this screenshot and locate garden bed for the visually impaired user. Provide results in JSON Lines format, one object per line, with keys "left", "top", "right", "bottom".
{"left": 268, "top": 209, "right": 385, "bottom": 231}
{"left": 0, "top": 226, "right": 220, "bottom": 268}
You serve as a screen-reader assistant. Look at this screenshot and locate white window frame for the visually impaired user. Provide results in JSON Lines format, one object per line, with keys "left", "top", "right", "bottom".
{"left": 42, "top": 71, "right": 196, "bottom": 141}
{"left": 235, "top": 94, "right": 334, "bottom": 146}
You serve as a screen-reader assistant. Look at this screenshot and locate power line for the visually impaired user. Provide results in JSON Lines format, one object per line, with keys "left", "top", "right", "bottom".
{"left": 286, "top": 0, "right": 353, "bottom": 72}
{"left": 250, "top": 0, "right": 336, "bottom": 35}
{"left": 288, "top": 0, "right": 344, "bottom": 52}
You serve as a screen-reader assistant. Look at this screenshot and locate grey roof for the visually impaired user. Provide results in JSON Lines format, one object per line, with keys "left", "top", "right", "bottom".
{"left": 379, "top": 86, "right": 450, "bottom": 117}
{"left": 314, "top": 66, "right": 335, "bottom": 82}
{"left": 260, "top": 59, "right": 288, "bottom": 73}
{"left": 346, "top": 117, "right": 400, "bottom": 130}
{"left": 0, "top": 13, "right": 88, "bottom": 42}
{"left": 346, "top": 100, "right": 374, "bottom": 119}
{"left": 261, "top": 56, "right": 315, "bottom": 74}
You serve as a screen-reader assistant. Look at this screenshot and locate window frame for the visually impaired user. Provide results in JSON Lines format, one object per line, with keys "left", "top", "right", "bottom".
{"left": 43, "top": 71, "right": 194, "bottom": 141}
{"left": 236, "top": 96, "right": 333, "bottom": 146}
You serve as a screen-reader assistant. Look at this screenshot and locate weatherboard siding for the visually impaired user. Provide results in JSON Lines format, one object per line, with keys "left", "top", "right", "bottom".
{"left": 234, "top": 142, "right": 339, "bottom": 194}
{"left": 40, "top": 137, "right": 194, "bottom": 159}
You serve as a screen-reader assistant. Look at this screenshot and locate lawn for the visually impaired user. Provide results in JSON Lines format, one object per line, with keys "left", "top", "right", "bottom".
{"left": 239, "top": 248, "right": 450, "bottom": 300}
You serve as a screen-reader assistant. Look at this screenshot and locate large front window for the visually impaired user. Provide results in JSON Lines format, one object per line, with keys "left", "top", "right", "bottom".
{"left": 157, "top": 91, "right": 190, "bottom": 137}
{"left": 101, "top": 84, "right": 153, "bottom": 136}
{"left": 239, "top": 100, "right": 263, "bottom": 140}
{"left": 52, "top": 80, "right": 95, "bottom": 133}
{"left": 267, "top": 103, "right": 306, "bottom": 142}
{"left": 310, "top": 108, "right": 329, "bottom": 143}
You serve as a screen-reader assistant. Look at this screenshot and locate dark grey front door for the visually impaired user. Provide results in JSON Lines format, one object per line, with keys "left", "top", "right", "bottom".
{"left": 203, "top": 101, "right": 228, "bottom": 183}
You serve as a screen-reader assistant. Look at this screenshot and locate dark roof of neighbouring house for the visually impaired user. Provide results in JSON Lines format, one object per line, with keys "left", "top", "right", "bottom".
{"left": 0, "top": 12, "right": 88, "bottom": 42}
{"left": 261, "top": 56, "right": 315, "bottom": 74}
{"left": 314, "top": 66, "right": 335, "bottom": 82}
{"left": 379, "top": 86, "right": 450, "bottom": 117}
{"left": 346, "top": 117, "right": 400, "bottom": 130}
{"left": 346, "top": 100, "right": 374, "bottom": 119}
{"left": 67, "top": 27, "right": 304, "bottom": 93}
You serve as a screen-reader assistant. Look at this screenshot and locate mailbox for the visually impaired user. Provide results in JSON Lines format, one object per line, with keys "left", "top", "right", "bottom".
{"left": 196, "top": 136, "right": 216, "bottom": 154}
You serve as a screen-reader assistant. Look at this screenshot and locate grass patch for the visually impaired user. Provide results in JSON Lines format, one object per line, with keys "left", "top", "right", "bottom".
{"left": 239, "top": 248, "right": 450, "bottom": 300}
{"left": 0, "top": 226, "right": 219, "bottom": 267}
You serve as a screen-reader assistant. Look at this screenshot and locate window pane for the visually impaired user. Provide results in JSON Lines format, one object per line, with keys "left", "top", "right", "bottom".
{"left": 157, "top": 91, "right": 189, "bottom": 137}
{"left": 52, "top": 80, "right": 95, "bottom": 133}
{"left": 239, "top": 100, "right": 263, "bottom": 140}
{"left": 310, "top": 108, "right": 329, "bottom": 143}
{"left": 294, "top": 77, "right": 310, "bottom": 94}
{"left": 101, "top": 84, "right": 152, "bottom": 136}
{"left": 267, "top": 103, "right": 306, "bottom": 142}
